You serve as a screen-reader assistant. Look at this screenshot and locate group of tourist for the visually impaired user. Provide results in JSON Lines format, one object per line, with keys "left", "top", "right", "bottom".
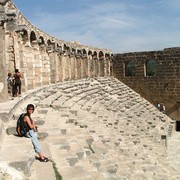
{"left": 7, "top": 69, "right": 22, "bottom": 99}
{"left": 158, "top": 103, "right": 166, "bottom": 114}
{"left": 7, "top": 70, "right": 48, "bottom": 162}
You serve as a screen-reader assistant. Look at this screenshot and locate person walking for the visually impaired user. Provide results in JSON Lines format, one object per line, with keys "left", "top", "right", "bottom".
{"left": 14, "top": 69, "right": 22, "bottom": 96}
{"left": 7, "top": 73, "right": 13, "bottom": 97}
{"left": 23, "top": 104, "right": 49, "bottom": 162}
{"left": 162, "top": 104, "right": 165, "bottom": 114}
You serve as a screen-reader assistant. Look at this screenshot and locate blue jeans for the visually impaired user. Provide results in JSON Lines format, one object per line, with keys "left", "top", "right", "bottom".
{"left": 26, "top": 130, "right": 41, "bottom": 153}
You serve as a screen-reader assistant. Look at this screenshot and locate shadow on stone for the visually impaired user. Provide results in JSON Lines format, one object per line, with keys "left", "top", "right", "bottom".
{"left": 37, "top": 132, "right": 48, "bottom": 141}
{"left": 9, "top": 157, "right": 35, "bottom": 175}
{"left": 6, "top": 126, "right": 16, "bottom": 135}
{"left": 35, "top": 120, "right": 45, "bottom": 126}
{"left": 0, "top": 113, "right": 9, "bottom": 122}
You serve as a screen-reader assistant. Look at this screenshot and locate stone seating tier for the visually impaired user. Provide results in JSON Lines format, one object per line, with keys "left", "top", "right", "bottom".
{"left": 0, "top": 77, "right": 179, "bottom": 180}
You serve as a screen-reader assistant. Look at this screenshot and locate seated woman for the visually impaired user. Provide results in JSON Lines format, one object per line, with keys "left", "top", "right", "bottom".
{"left": 23, "top": 104, "right": 49, "bottom": 162}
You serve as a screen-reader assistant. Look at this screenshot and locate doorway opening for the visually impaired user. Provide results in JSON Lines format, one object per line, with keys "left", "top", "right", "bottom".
{"left": 176, "top": 121, "right": 180, "bottom": 131}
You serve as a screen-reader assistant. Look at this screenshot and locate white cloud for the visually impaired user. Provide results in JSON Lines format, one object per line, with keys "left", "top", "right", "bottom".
{"left": 18, "top": 0, "right": 180, "bottom": 53}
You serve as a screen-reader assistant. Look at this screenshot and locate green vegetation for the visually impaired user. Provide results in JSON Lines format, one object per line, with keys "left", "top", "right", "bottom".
{"left": 88, "top": 144, "right": 95, "bottom": 154}
{"left": 50, "top": 160, "right": 63, "bottom": 180}
{"left": 74, "top": 121, "right": 87, "bottom": 128}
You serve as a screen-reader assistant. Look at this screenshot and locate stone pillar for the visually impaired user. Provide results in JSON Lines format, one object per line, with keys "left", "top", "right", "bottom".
{"left": 80, "top": 57, "right": 84, "bottom": 79}
{"left": 70, "top": 55, "right": 75, "bottom": 80}
{"left": 89, "top": 57, "right": 93, "bottom": 78}
{"left": 106, "top": 57, "right": 110, "bottom": 76}
{"left": 93, "top": 58, "right": 99, "bottom": 77}
{"left": 61, "top": 54, "right": 66, "bottom": 81}
{"left": 49, "top": 50, "right": 56, "bottom": 83}
{"left": 64, "top": 53, "right": 69, "bottom": 81}
{"left": 55, "top": 53, "right": 60, "bottom": 82}
{"left": 56, "top": 53, "right": 61, "bottom": 82}
{"left": 68, "top": 55, "right": 71, "bottom": 80}
{"left": 59, "top": 53, "right": 65, "bottom": 82}
{"left": 82, "top": 56, "right": 88, "bottom": 78}
{"left": 0, "top": 23, "right": 8, "bottom": 102}
{"left": 76, "top": 57, "right": 81, "bottom": 80}
{"left": 103, "top": 58, "right": 107, "bottom": 76}
{"left": 41, "top": 46, "right": 50, "bottom": 85}
{"left": 99, "top": 58, "right": 104, "bottom": 77}
{"left": 86, "top": 57, "right": 90, "bottom": 78}
{"left": 26, "top": 46, "right": 35, "bottom": 90}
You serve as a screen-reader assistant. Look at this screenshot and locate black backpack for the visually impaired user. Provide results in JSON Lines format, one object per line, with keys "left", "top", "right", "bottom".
{"left": 16, "top": 113, "right": 29, "bottom": 137}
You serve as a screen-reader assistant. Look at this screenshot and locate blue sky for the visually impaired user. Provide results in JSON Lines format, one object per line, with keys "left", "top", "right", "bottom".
{"left": 12, "top": 0, "right": 180, "bottom": 53}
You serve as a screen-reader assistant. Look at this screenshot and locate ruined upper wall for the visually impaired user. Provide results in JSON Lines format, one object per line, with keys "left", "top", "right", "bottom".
{"left": 2, "top": 0, "right": 113, "bottom": 57}
{"left": 0, "top": 0, "right": 113, "bottom": 102}
{"left": 113, "top": 47, "right": 180, "bottom": 120}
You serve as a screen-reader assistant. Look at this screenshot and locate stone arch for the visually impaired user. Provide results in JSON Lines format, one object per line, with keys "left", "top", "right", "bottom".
{"left": 30, "top": 31, "right": 36, "bottom": 43}
{"left": 47, "top": 39, "right": 54, "bottom": 51}
{"left": 57, "top": 43, "right": 63, "bottom": 54}
{"left": 145, "top": 59, "right": 156, "bottom": 76}
{"left": 88, "top": 50, "right": 92, "bottom": 57}
{"left": 47, "top": 39, "right": 52, "bottom": 46}
{"left": 77, "top": 49, "right": 82, "bottom": 56}
{"left": 39, "top": 36, "right": 45, "bottom": 44}
{"left": 72, "top": 48, "right": 76, "bottom": 54}
{"left": 82, "top": 49, "right": 87, "bottom": 57}
{"left": 63, "top": 44, "right": 70, "bottom": 52}
{"left": 21, "top": 30, "right": 28, "bottom": 42}
{"left": 125, "top": 60, "right": 135, "bottom": 77}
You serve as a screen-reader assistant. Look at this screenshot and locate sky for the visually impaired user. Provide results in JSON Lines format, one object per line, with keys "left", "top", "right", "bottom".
{"left": 12, "top": 0, "right": 180, "bottom": 53}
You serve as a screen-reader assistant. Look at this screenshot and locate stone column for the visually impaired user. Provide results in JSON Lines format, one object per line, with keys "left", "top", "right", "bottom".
{"left": 74, "top": 56, "right": 78, "bottom": 80}
{"left": 41, "top": 46, "right": 50, "bottom": 85}
{"left": 93, "top": 58, "right": 99, "bottom": 77}
{"left": 99, "top": 57, "right": 104, "bottom": 77}
{"left": 89, "top": 57, "right": 93, "bottom": 78}
{"left": 87, "top": 57, "right": 90, "bottom": 78}
{"left": 0, "top": 23, "right": 8, "bottom": 102}
{"left": 106, "top": 57, "right": 110, "bottom": 76}
{"left": 70, "top": 55, "right": 75, "bottom": 80}
{"left": 59, "top": 53, "right": 65, "bottom": 82}
{"left": 68, "top": 55, "right": 71, "bottom": 80}
{"left": 64, "top": 53, "right": 69, "bottom": 81}
{"left": 76, "top": 56, "right": 81, "bottom": 80}
{"left": 49, "top": 50, "right": 56, "bottom": 83}
{"left": 103, "top": 57, "right": 107, "bottom": 77}
{"left": 82, "top": 56, "right": 88, "bottom": 78}
{"left": 80, "top": 56, "right": 84, "bottom": 79}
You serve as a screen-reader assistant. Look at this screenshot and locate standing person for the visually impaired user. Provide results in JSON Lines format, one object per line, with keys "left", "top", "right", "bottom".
{"left": 7, "top": 73, "right": 13, "bottom": 97}
{"left": 23, "top": 104, "right": 49, "bottom": 162}
{"left": 162, "top": 104, "right": 165, "bottom": 114}
{"left": 157, "top": 103, "right": 160, "bottom": 111}
{"left": 14, "top": 69, "right": 22, "bottom": 96}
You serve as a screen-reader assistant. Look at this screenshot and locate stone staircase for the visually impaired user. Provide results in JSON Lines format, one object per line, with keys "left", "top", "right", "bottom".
{"left": 0, "top": 77, "right": 179, "bottom": 180}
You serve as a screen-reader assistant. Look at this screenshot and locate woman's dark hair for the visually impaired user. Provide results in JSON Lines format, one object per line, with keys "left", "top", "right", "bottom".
{"left": 15, "top": 69, "right": 19, "bottom": 73}
{"left": 27, "top": 104, "right": 35, "bottom": 112}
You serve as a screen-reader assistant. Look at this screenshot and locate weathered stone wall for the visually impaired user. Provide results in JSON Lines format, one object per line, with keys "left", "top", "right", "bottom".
{"left": 113, "top": 48, "right": 180, "bottom": 121}
{"left": 0, "top": 0, "right": 113, "bottom": 102}
{"left": 0, "top": 3, "right": 8, "bottom": 102}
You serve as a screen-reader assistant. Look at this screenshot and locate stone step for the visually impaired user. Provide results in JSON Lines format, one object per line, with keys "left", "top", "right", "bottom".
{"left": 1, "top": 77, "right": 179, "bottom": 179}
